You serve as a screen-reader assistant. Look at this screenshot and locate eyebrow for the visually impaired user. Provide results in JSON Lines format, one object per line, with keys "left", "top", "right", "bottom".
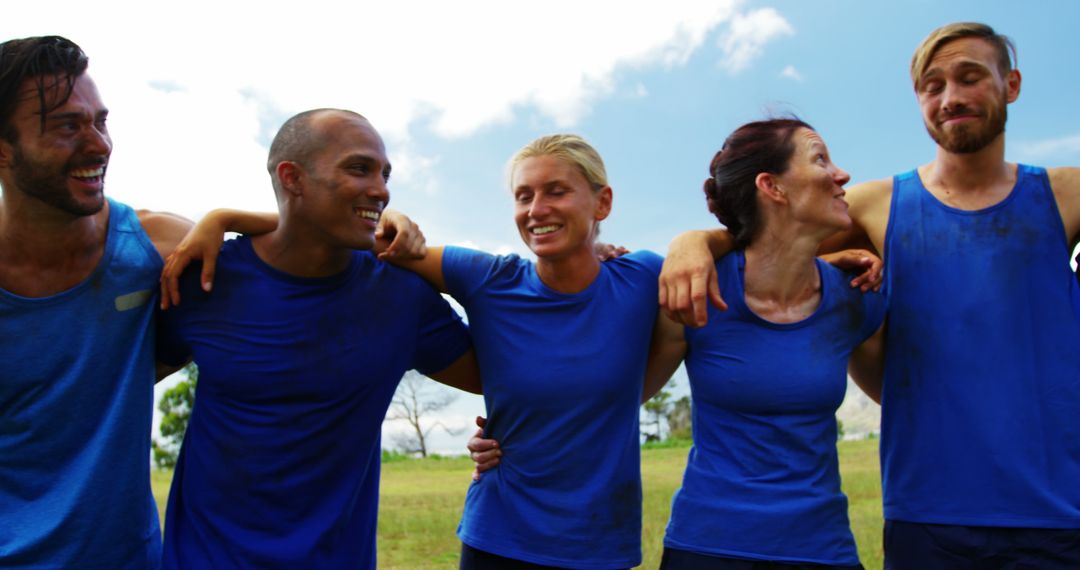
{"left": 43, "top": 109, "right": 109, "bottom": 121}
{"left": 342, "top": 153, "right": 392, "bottom": 174}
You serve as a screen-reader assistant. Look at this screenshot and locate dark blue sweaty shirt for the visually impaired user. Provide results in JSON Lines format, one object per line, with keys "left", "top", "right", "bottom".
{"left": 157, "top": 237, "right": 471, "bottom": 569}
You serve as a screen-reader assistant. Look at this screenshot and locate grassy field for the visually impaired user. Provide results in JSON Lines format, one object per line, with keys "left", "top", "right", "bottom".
{"left": 151, "top": 439, "right": 883, "bottom": 569}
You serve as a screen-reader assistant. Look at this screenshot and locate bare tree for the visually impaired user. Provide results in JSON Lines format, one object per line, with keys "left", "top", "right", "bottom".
{"left": 386, "top": 371, "right": 463, "bottom": 458}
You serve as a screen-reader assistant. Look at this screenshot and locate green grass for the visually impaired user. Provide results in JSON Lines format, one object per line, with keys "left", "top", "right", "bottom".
{"left": 152, "top": 439, "right": 884, "bottom": 569}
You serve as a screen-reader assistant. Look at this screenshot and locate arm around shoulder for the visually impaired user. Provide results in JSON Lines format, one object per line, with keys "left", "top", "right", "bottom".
{"left": 387, "top": 246, "right": 448, "bottom": 293}
{"left": 819, "top": 178, "right": 891, "bottom": 256}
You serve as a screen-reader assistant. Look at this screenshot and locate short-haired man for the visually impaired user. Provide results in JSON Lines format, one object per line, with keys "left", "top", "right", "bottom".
{"left": 0, "top": 36, "right": 194, "bottom": 568}
{"left": 156, "top": 109, "right": 480, "bottom": 568}
{"left": 661, "top": 22, "right": 1080, "bottom": 567}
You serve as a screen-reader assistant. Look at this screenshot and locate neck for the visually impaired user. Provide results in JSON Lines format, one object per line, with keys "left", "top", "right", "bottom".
{"left": 251, "top": 217, "right": 354, "bottom": 278}
{"left": 743, "top": 226, "right": 822, "bottom": 306}
{"left": 923, "top": 135, "right": 1011, "bottom": 193}
{"left": 0, "top": 190, "right": 107, "bottom": 266}
{"left": 535, "top": 246, "right": 601, "bottom": 294}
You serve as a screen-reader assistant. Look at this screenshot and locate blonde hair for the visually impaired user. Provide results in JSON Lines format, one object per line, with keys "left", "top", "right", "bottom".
{"left": 508, "top": 134, "right": 608, "bottom": 191}
{"left": 910, "top": 22, "right": 1016, "bottom": 90}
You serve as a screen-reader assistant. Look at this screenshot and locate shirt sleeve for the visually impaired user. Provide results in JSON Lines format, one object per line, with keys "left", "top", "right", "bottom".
{"left": 410, "top": 280, "right": 472, "bottom": 375}
{"left": 441, "top": 246, "right": 502, "bottom": 304}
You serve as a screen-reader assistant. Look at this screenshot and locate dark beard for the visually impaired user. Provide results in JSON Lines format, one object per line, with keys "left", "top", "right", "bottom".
{"left": 926, "top": 100, "right": 1007, "bottom": 155}
{"left": 11, "top": 145, "right": 106, "bottom": 216}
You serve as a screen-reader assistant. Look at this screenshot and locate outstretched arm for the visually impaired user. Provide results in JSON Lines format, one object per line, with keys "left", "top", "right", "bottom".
{"left": 159, "top": 209, "right": 277, "bottom": 308}
{"left": 386, "top": 246, "right": 448, "bottom": 293}
{"left": 642, "top": 312, "right": 688, "bottom": 403}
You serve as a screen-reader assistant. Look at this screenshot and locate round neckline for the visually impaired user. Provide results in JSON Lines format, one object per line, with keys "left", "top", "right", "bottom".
{"left": 732, "top": 250, "right": 828, "bottom": 330}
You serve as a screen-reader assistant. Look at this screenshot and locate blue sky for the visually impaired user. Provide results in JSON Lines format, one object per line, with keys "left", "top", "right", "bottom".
{"left": 6, "top": 1, "right": 1078, "bottom": 451}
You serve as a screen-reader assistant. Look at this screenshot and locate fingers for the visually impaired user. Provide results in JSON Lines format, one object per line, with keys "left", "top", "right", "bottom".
{"left": 200, "top": 254, "right": 216, "bottom": 293}
{"left": 378, "top": 217, "right": 427, "bottom": 260}
{"left": 466, "top": 415, "right": 500, "bottom": 477}
{"left": 160, "top": 254, "right": 184, "bottom": 310}
{"left": 841, "top": 250, "right": 884, "bottom": 293}
{"left": 707, "top": 269, "right": 728, "bottom": 312}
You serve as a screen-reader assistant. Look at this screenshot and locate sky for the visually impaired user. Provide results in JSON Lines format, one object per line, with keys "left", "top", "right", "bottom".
{"left": 6, "top": 0, "right": 1079, "bottom": 453}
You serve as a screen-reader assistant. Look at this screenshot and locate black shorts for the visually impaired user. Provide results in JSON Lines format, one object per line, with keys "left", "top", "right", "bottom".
{"left": 884, "top": 520, "right": 1080, "bottom": 569}
{"left": 660, "top": 547, "right": 863, "bottom": 570}
{"left": 459, "top": 543, "right": 630, "bottom": 570}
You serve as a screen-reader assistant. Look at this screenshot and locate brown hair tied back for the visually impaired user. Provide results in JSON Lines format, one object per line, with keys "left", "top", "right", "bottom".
{"left": 703, "top": 117, "right": 812, "bottom": 249}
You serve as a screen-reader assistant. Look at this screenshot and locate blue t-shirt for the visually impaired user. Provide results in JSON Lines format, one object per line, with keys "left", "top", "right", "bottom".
{"left": 445, "top": 247, "right": 661, "bottom": 569}
{"left": 157, "top": 237, "right": 471, "bottom": 569}
{"left": 0, "top": 199, "right": 162, "bottom": 569}
{"left": 664, "top": 252, "right": 884, "bottom": 565}
{"left": 882, "top": 165, "right": 1080, "bottom": 527}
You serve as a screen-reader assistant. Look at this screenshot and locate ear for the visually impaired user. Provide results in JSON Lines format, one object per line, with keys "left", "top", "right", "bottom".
{"left": 754, "top": 172, "right": 786, "bottom": 205}
{"left": 276, "top": 161, "right": 304, "bottom": 197}
{"left": 0, "top": 137, "right": 14, "bottom": 169}
{"left": 594, "top": 186, "right": 613, "bottom": 222}
{"left": 1004, "top": 69, "right": 1021, "bottom": 104}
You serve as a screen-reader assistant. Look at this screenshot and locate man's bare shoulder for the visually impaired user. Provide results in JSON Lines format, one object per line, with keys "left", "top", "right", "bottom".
{"left": 1047, "top": 166, "right": 1080, "bottom": 191}
{"left": 846, "top": 177, "right": 893, "bottom": 209}
{"left": 1046, "top": 167, "right": 1080, "bottom": 244}
{"left": 136, "top": 210, "right": 193, "bottom": 260}
{"left": 844, "top": 177, "right": 893, "bottom": 254}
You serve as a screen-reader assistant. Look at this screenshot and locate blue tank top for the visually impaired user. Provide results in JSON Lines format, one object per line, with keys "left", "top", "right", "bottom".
{"left": 0, "top": 199, "right": 163, "bottom": 568}
{"left": 882, "top": 165, "right": 1080, "bottom": 527}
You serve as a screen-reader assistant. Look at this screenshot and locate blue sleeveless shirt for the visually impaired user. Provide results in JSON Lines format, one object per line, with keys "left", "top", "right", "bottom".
{"left": 882, "top": 165, "right": 1080, "bottom": 527}
{"left": 0, "top": 200, "right": 163, "bottom": 568}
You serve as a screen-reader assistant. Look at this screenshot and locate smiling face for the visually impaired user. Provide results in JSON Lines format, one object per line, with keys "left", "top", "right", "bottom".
{"left": 0, "top": 73, "right": 111, "bottom": 216}
{"left": 511, "top": 154, "right": 611, "bottom": 262}
{"left": 773, "top": 128, "right": 852, "bottom": 233}
{"left": 916, "top": 36, "right": 1019, "bottom": 154}
{"left": 294, "top": 112, "right": 391, "bottom": 251}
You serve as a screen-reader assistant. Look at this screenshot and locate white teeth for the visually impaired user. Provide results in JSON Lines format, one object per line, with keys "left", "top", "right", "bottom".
{"left": 357, "top": 209, "right": 380, "bottom": 221}
{"left": 70, "top": 167, "right": 104, "bottom": 179}
{"left": 531, "top": 225, "right": 560, "bottom": 235}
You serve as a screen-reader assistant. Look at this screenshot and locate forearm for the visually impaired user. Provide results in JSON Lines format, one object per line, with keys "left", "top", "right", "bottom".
{"left": 203, "top": 209, "right": 278, "bottom": 236}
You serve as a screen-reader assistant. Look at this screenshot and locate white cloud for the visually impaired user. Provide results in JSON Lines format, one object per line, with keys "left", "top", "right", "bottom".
{"left": 2, "top": 0, "right": 793, "bottom": 220}
{"left": 779, "top": 64, "right": 803, "bottom": 81}
{"left": 717, "top": 7, "right": 794, "bottom": 72}
{"left": 1013, "top": 133, "right": 1080, "bottom": 162}
{"left": 634, "top": 82, "right": 649, "bottom": 98}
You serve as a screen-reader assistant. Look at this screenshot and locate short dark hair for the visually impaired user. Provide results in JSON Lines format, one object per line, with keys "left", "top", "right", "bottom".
{"left": 703, "top": 118, "right": 812, "bottom": 249}
{"left": 266, "top": 108, "right": 367, "bottom": 189}
{"left": 0, "top": 35, "right": 88, "bottom": 142}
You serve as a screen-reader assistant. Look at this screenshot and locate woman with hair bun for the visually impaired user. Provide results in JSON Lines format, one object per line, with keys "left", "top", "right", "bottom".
{"left": 648, "top": 118, "right": 885, "bottom": 569}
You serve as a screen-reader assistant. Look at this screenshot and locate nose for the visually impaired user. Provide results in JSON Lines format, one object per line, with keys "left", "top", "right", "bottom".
{"left": 528, "top": 194, "right": 550, "bottom": 218}
{"left": 369, "top": 175, "right": 390, "bottom": 207}
{"left": 940, "top": 81, "right": 968, "bottom": 115}
{"left": 81, "top": 124, "right": 111, "bottom": 157}
{"left": 834, "top": 166, "right": 851, "bottom": 187}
